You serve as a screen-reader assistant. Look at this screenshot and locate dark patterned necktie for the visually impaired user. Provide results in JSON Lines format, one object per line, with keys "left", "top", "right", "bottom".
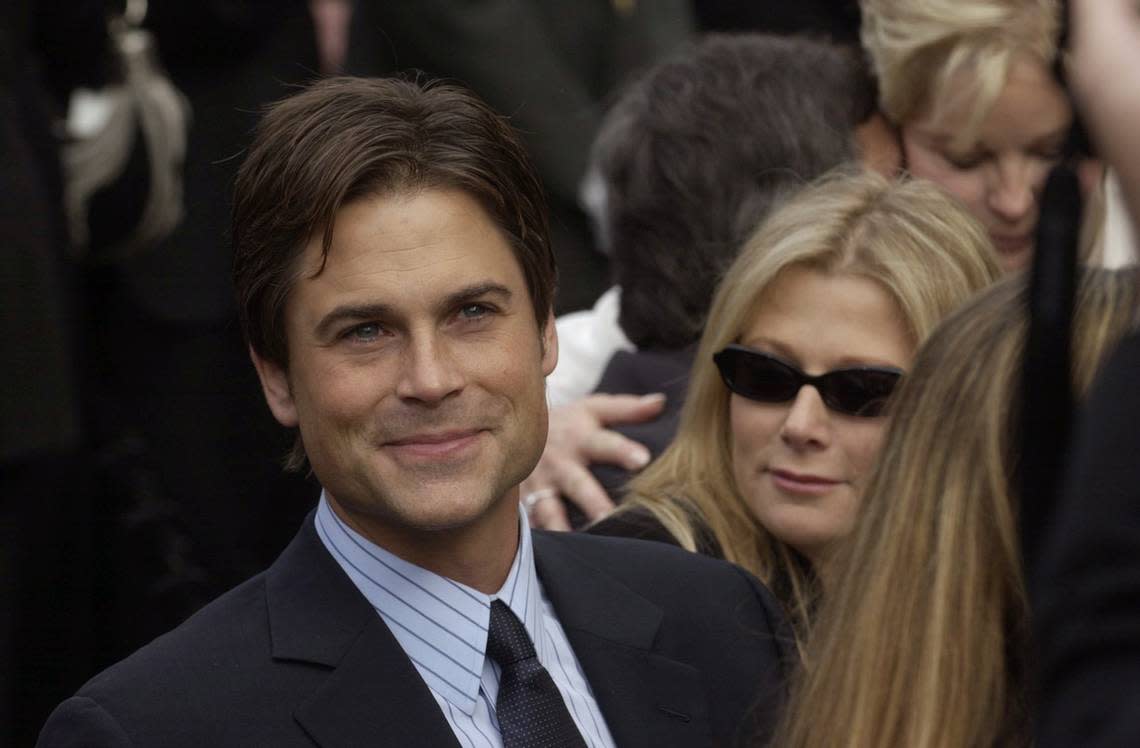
{"left": 486, "top": 599, "right": 588, "bottom": 748}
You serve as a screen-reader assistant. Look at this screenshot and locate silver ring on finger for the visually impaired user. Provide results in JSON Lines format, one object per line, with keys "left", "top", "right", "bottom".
{"left": 522, "top": 488, "right": 559, "bottom": 516}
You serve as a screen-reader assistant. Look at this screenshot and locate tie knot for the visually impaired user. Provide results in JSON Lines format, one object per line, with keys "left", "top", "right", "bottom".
{"left": 487, "top": 599, "right": 536, "bottom": 666}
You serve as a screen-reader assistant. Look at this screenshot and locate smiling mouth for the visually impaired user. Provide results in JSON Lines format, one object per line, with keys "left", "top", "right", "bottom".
{"left": 383, "top": 430, "right": 485, "bottom": 459}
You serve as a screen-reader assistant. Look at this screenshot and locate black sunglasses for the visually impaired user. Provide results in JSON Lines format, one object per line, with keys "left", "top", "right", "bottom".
{"left": 713, "top": 344, "right": 903, "bottom": 418}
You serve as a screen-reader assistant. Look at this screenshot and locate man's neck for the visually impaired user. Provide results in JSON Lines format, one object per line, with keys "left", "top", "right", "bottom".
{"left": 325, "top": 492, "right": 521, "bottom": 594}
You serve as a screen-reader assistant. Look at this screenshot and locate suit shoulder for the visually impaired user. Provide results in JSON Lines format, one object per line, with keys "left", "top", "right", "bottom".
{"left": 37, "top": 696, "right": 133, "bottom": 747}
{"left": 80, "top": 572, "right": 270, "bottom": 698}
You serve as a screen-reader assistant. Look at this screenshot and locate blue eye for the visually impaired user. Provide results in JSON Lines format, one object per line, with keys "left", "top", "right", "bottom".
{"left": 458, "top": 303, "right": 492, "bottom": 320}
{"left": 345, "top": 322, "right": 383, "bottom": 342}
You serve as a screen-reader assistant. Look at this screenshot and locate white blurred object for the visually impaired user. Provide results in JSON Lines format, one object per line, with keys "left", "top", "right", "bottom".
{"left": 62, "top": 0, "right": 189, "bottom": 261}
{"left": 1101, "top": 169, "right": 1138, "bottom": 268}
{"left": 547, "top": 287, "right": 634, "bottom": 407}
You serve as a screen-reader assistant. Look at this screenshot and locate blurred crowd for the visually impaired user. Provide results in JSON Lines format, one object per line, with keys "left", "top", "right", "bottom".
{"left": 3, "top": 0, "right": 1139, "bottom": 745}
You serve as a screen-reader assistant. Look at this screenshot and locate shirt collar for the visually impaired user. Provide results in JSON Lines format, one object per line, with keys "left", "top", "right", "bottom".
{"left": 314, "top": 491, "right": 545, "bottom": 715}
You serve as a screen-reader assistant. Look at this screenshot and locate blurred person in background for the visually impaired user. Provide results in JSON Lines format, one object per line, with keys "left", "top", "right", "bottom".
{"left": 80, "top": 0, "right": 322, "bottom": 655}
{"left": 861, "top": 0, "right": 1074, "bottom": 272}
{"left": 5, "top": 0, "right": 324, "bottom": 740}
{"left": 589, "top": 171, "right": 1002, "bottom": 642}
{"left": 773, "top": 268, "right": 1139, "bottom": 748}
{"left": 0, "top": 0, "right": 109, "bottom": 742}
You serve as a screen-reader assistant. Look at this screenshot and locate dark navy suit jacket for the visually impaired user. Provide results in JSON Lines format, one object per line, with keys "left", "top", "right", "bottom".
{"left": 38, "top": 512, "right": 792, "bottom": 747}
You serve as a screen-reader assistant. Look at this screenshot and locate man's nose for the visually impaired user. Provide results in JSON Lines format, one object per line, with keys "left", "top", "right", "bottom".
{"left": 395, "top": 335, "right": 464, "bottom": 404}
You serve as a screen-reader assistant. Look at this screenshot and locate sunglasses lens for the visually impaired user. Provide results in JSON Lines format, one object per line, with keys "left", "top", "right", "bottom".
{"left": 715, "top": 349, "right": 801, "bottom": 403}
{"left": 823, "top": 369, "right": 901, "bottom": 417}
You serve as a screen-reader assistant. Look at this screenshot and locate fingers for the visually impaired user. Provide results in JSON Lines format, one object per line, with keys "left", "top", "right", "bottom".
{"left": 521, "top": 391, "right": 665, "bottom": 532}
{"left": 525, "top": 489, "right": 571, "bottom": 531}
{"left": 580, "top": 392, "right": 667, "bottom": 426}
{"left": 547, "top": 459, "right": 615, "bottom": 521}
{"left": 581, "top": 428, "right": 651, "bottom": 472}
{"left": 522, "top": 452, "right": 616, "bottom": 525}
{"left": 1067, "top": 0, "right": 1140, "bottom": 225}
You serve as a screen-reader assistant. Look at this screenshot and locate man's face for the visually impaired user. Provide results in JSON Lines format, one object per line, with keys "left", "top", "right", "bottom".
{"left": 253, "top": 188, "right": 556, "bottom": 552}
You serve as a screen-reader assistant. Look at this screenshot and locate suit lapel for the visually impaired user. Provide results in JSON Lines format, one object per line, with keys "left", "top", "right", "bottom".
{"left": 265, "top": 515, "right": 461, "bottom": 748}
{"left": 533, "top": 532, "right": 714, "bottom": 748}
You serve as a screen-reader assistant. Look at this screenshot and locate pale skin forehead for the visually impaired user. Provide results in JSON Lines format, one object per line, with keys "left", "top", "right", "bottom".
{"left": 739, "top": 266, "right": 915, "bottom": 372}
{"left": 909, "top": 55, "right": 1072, "bottom": 151}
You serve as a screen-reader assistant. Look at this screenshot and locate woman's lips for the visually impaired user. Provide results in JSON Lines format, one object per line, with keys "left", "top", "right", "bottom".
{"left": 991, "top": 233, "right": 1032, "bottom": 255}
{"left": 768, "top": 468, "right": 842, "bottom": 496}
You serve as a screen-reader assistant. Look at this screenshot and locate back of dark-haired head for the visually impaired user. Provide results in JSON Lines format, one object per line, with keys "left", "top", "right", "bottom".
{"left": 594, "top": 33, "right": 874, "bottom": 350}
{"left": 232, "top": 76, "right": 556, "bottom": 370}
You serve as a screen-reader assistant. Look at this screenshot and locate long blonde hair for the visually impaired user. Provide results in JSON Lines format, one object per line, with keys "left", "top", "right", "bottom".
{"left": 861, "top": 0, "right": 1060, "bottom": 142}
{"left": 616, "top": 170, "right": 1001, "bottom": 639}
{"left": 772, "top": 268, "right": 1140, "bottom": 747}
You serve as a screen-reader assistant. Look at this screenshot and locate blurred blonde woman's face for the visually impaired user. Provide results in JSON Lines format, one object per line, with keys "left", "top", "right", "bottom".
{"left": 726, "top": 267, "right": 913, "bottom": 566}
{"left": 903, "top": 57, "right": 1072, "bottom": 272}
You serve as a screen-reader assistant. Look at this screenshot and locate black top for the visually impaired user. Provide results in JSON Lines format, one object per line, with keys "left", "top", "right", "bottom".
{"left": 587, "top": 502, "right": 724, "bottom": 559}
{"left": 1033, "top": 331, "right": 1140, "bottom": 746}
{"left": 587, "top": 345, "right": 695, "bottom": 504}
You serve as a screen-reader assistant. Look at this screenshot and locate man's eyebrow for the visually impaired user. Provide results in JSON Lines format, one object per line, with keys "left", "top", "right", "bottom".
{"left": 312, "top": 282, "right": 514, "bottom": 339}
{"left": 444, "top": 282, "right": 513, "bottom": 309}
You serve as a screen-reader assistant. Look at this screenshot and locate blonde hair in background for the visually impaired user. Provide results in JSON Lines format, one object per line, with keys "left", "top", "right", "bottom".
{"left": 772, "top": 268, "right": 1140, "bottom": 748}
{"left": 615, "top": 169, "right": 1002, "bottom": 641}
{"left": 861, "top": 0, "right": 1060, "bottom": 143}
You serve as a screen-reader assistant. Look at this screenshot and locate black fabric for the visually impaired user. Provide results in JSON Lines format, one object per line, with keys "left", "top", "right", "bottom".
{"left": 487, "top": 600, "right": 587, "bottom": 748}
{"left": 1033, "top": 331, "right": 1140, "bottom": 746}
{"left": 587, "top": 503, "right": 724, "bottom": 560}
{"left": 586, "top": 346, "right": 694, "bottom": 506}
{"left": 37, "top": 510, "right": 793, "bottom": 747}
{"left": 691, "top": 0, "right": 862, "bottom": 44}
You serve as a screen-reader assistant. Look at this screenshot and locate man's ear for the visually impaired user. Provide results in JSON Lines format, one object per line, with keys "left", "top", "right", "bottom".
{"left": 540, "top": 312, "right": 558, "bottom": 377}
{"left": 249, "top": 346, "right": 299, "bottom": 427}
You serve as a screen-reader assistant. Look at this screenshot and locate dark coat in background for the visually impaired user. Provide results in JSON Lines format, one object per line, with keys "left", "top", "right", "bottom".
{"left": 586, "top": 346, "right": 694, "bottom": 508}
{"left": 1034, "top": 331, "right": 1140, "bottom": 746}
{"left": 692, "top": 0, "right": 861, "bottom": 42}
{"left": 1, "top": 0, "right": 108, "bottom": 741}
{"left": 83, "top": 0, "right": 322, "bottom": 636}
{"left": 7, "top": 1, "right": 323, "bottom": 740}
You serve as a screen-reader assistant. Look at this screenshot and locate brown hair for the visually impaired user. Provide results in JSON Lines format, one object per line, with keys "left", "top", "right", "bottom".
{"left": 232, "top": 76, "right": 557, "bottom": 372}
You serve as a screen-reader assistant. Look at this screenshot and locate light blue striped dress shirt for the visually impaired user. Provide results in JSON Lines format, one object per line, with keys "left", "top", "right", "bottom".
{"left": 314, "top": 494, "right": 618, "bottom": 748}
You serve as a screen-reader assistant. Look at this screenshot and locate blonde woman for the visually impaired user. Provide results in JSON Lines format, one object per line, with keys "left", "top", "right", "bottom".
{"left": 773, "top": 268, "right": 1140, "bottom": 748}
{"left": 588, "top": 170, "right": 1001, "bottom": 639}
{"left": 861, "top": 0, "right": 1073, "bottom": 271}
